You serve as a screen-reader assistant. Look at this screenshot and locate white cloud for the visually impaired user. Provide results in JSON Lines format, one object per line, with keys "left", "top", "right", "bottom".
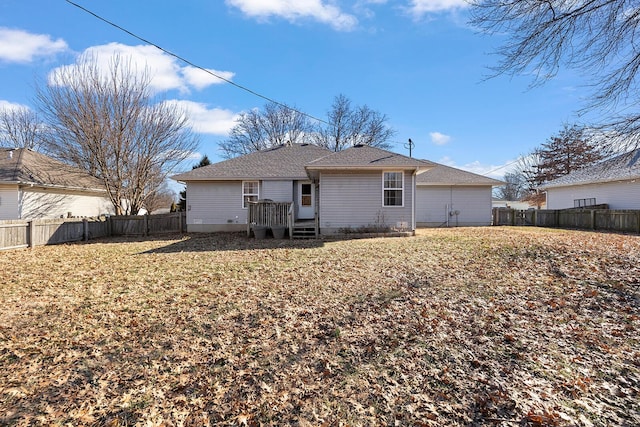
{"left": 408, "top": 0, "right": 468, "bottom": 16}
{"left": 0, "top": 27, "right": 67, "bottom": 63}
{"left": 0, "top": 100, "right": 30, "bottom": 112}
{"left": 181, "top": 66, "right": 235, "bottom": 90}
{"left": 164, "top": 100, "right": 239, "bottom": 135}
{"left": 226, "top": 0, "right": 358, "bottom": 31}
{"left": 49, "top": 43, "right": 234, "bottom": 94}
{"left": 430, "top": 131, "right": 451, "bottom": 145}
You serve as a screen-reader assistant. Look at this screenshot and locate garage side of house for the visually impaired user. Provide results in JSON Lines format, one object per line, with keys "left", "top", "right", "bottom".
{"left": 415, "top": 163, "right": 503, "bottom": 227}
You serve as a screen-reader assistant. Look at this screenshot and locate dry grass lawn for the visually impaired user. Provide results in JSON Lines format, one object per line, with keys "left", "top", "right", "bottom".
{"left": 1, "top": 227, "right": 639, "bottom": 426}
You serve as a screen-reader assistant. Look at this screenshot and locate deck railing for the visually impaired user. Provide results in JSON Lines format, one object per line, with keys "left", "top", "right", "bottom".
{"left": 247, "top": 200, "right": 294, "bottom": 236}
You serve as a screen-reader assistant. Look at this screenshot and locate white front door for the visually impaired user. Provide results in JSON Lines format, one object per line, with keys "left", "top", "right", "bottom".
{"left": 298, "top": 182, "right": 315, "bottom": 219}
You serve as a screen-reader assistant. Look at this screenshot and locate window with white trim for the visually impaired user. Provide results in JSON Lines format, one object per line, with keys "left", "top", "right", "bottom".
{"left": 383, "top": 171, "right": 404, "bottom": 207}
{"left": 242, "top": 181, "right": 259, "bottom": 208}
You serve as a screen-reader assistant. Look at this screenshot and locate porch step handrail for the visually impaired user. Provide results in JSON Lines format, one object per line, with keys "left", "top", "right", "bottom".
{"left": 287, "top": 203, "right": 294, "bottom": 240}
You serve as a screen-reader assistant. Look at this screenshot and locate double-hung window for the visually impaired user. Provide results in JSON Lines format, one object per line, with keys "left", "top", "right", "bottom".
{"left": 242, "top": 181, "right": 259, "bottom": 208}
{"left": 383, "top": 171, "right": 404, "bottom": 207}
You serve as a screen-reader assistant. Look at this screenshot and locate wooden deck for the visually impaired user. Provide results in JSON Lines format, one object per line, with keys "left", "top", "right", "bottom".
{"left": 247, "top": 202, "right": 319, "bottom": 239}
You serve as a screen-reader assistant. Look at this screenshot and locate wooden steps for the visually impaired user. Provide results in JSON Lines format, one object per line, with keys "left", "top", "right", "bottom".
{"left": 292, "top": 222, "right": 317, "bottom": 239}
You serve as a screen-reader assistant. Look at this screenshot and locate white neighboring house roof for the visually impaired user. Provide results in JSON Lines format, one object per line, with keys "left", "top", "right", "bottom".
{"left": 0, "top": 147, "right": 107, "bottom": 193}
{"left": 416, "top": 162, "right": 504, "bottom": 186}
{"left": 539, "top": 149, "right": 640, "bottom": 190}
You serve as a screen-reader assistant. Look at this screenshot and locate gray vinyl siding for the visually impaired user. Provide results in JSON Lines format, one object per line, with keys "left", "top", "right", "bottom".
{"left": 262, "top": 180, "right": 293, "bottom": 202}
{"left": 319, "top": 171, "right": 414, "bottom": 231}
{"left": 416, "top": 186, "right": 493, "bottom": 227}
{"left": 0, "top": 185, "right": 19, "bottom": 220}
{"left": 546, "top": 181, "right": 640, "bottom": 210}
{"left": 186, "top": 181, "right": 247, "bottom": 229}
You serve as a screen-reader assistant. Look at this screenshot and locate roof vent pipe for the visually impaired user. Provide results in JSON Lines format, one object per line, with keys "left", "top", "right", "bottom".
{"left": 8, "top": 150, "right": 13, "bottom": 160}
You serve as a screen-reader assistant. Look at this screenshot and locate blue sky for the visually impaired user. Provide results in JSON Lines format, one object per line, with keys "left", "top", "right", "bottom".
{"left": 0, "top": 0, "right": 596, "bottom": 179}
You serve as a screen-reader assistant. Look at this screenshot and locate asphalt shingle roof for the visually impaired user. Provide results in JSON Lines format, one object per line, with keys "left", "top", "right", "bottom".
{"left": 172, "top": 144, "right": 332, "bottom": 181}
{"left": 540, "top": 149, "right": 640, "bottom": 189}
{"left": 416, "top": 162, "right": 504, "bottom": 186}
{"left": 0, "top": 148, "right": 106, "bottom": 191}
{"left": 305, "top": 144, "right": 433, "bottom": 169}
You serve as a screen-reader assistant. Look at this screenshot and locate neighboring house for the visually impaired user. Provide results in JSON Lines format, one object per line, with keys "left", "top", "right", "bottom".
{"left": 172, "top": 143, "right": 433, "bottom": 234}
{"left": 540, "top": 149, "right": 640, "bottom": 210}
{"left": 492, "top": 198, "right": 535, "bottom": 210}
{"left": 415, "top": 163, "right": 503, "bottom": 227}
{"left": 0, "top": 148, "right": 114, "bottom": 220}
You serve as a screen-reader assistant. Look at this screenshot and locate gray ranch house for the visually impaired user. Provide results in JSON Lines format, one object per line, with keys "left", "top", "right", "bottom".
{"left": 0, "top": 148, "right": 114, "bottom": 220}
{"left": 172, "top": 143, "right": 433, "bottom": 237}
{"left": 540, "top": 149, "right": 640, "bottom": 210}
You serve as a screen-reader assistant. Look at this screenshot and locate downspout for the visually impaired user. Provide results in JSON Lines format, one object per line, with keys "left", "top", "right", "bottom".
{"left": 446, "top": 204, "right": 449, "bottom": 227}
{"left": 314, "top": 179, "right": 320, "bottom": 238}
{"left": 18, "top": 186, "right": 24, "bottom": 219}
{"left": 412, "top": 172, "right": 416, "bottom": 232}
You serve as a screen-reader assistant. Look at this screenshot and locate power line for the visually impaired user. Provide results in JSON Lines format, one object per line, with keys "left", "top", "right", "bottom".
{"left": 480, "top": 157, "right": 521, "bottom": 177}
{"left": 64, "top": 0, "right": 329, "bottom": 125}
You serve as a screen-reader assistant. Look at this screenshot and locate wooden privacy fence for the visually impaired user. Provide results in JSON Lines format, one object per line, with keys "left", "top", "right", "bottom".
{"left": 0, "top": 212, "right": 186, "bottom": 250}
{"left": 492, "top": 208, "right": 640, "bottom": 234}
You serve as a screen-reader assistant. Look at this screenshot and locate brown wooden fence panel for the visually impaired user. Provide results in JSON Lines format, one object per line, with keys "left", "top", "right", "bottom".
{"left": 33, "top": 219, "right": 84, "bottom": 246}
{"left": 109, "top": 215, "right": 146, "bottom": 236}
{"left": 595, "top": 210, "right": 640, "bottom": 233}
{"left": 558, "top": 209, "right": 592, "bottom": 229}
{"left": 147, "top": 212, "right": 185, "bottom": 234}
{"left": 0, "top": 212, "right": 187, "bottom": 250}
{"left": 87, "top": 218, "right": 111, "bottom": 239}
{"left": 0, "top": 220, "right": 29, "bottom": 250}
{"left": 493, "top": 208, "right": 640, "bottom": 234}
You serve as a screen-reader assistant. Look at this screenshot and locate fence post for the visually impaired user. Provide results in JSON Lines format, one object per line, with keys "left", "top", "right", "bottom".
{"left": 83, "top": 218, "right": 89, "bottom": 241}
{"left": 144, "top": 214, "right": 149, "bottom": 236}
{"left": 590, "top": 210, "right": 596, "bottom": 230}
{"left": 28, "top": 220, "right": 36, "bottom": 248}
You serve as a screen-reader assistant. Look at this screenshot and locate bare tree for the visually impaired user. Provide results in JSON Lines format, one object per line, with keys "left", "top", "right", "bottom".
{"left": 312, "top": 94, "right": 395, "bottom": 151}
{"left": 469, "top": 0, "right": 640, "bottom": 153}
{"left": 494, "top": 171, "right": 527, "bottom": 201}
{"left": 505, "top": 125, "right": 605, "bottom": 207}
{"left": 36, "top": 55, "right": 199, "bottom": 215}
{"left": 0, "top": 107, "right": 43, "bottom": 150}
{"left": 530, "top": 124, "right": 604, "bottom": 185}
{"left": 143, "top": 180, "right": 176, "bottom": 214}
{"left": 219, "top": 102, "right": 312, "bottom": 158}
{"left": 510, "top": 150, "right": 546, "bottom": 208}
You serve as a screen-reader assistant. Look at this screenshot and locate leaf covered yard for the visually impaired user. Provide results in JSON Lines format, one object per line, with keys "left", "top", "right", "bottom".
{"left": 1, "top": 228, "right": 639, "bottom": 426}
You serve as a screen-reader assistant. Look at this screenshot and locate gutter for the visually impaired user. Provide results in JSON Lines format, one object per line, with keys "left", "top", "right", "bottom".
{"left": 14, "top": 181, "right": 108, "bottom": 194}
